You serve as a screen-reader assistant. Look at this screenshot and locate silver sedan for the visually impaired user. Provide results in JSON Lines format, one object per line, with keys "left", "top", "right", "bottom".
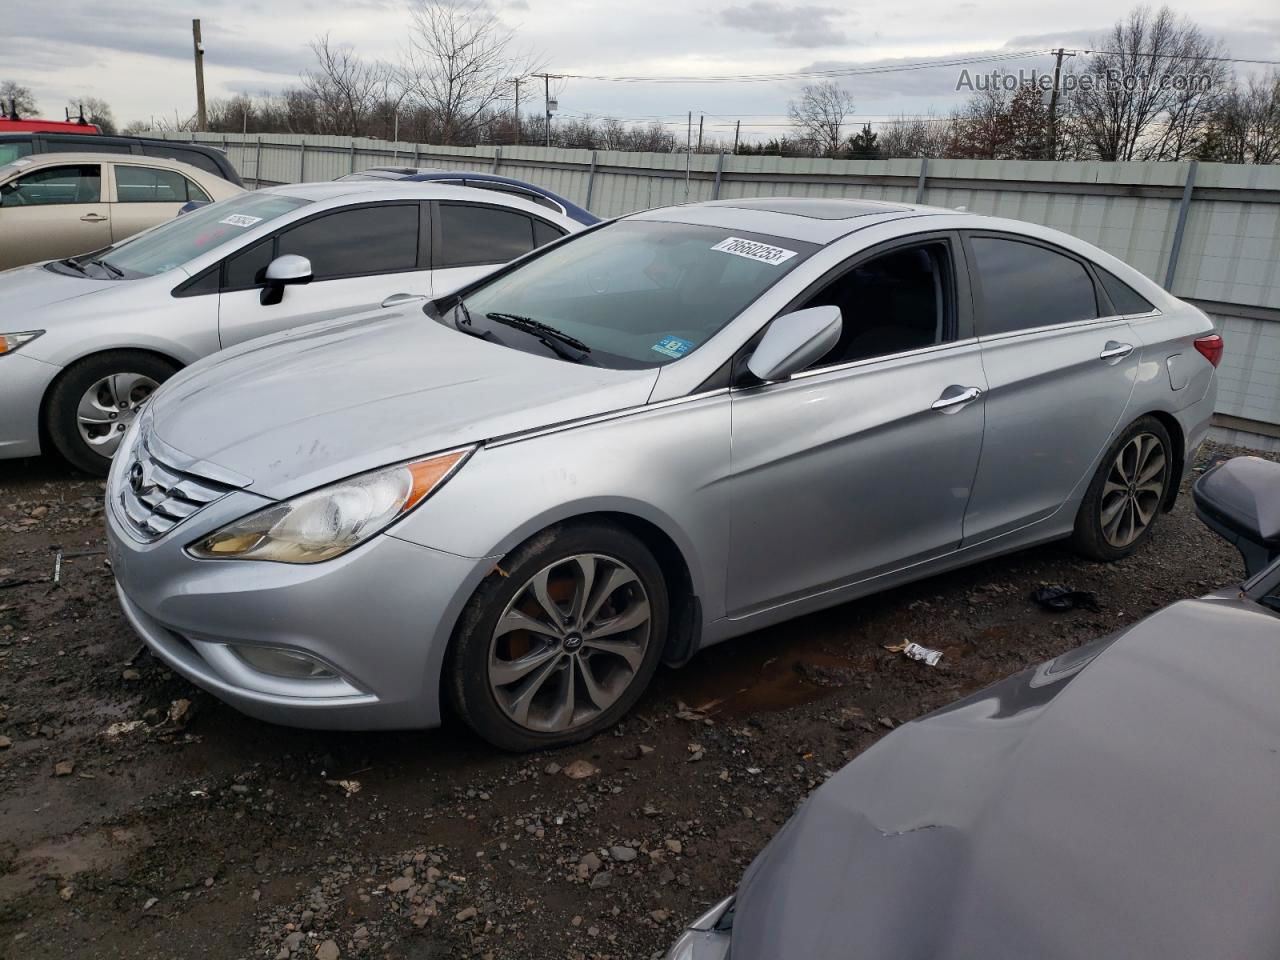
{"left": 0, "top": 180, "right": 580, "bottom": 472}
{"left": 105, "top": 196, "right": 1221, "bottom": 751}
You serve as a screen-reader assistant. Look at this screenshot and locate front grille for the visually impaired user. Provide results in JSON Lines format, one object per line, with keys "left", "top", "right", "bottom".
{"left": 118, "top": 435, "right": 235, "bottom": 541}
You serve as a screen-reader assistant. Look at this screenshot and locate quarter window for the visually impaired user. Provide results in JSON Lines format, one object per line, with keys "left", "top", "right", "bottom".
{"left": 278, "top": 204, "right": 419, "bottom": 280}
{"left": 115, "top": 165, "right": 209, "bottom": 203}
{"left": 970, "top": 236, "right": 1098, "bottom": 335}
{"left": 796, "top": 241, "right": 954, "bottom": 369}
{"left": 0, "top": 164, "right": 101, "bottom": 206}
{"left": 437, "top": 203, "right": 536, "bottom": 267}
{"left": 1097, "top": 268, "right": 1155, "bottom": 315}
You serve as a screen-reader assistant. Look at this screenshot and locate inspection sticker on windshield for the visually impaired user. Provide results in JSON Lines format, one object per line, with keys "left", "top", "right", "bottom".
{"left": 219, "top": 214, "right": 263, "bottom": 228}
{"left": 711, "top": 236, "right": 797, "bottom": 265}
{"left": 652, "top": 335, "right": 695, "bottom": 359}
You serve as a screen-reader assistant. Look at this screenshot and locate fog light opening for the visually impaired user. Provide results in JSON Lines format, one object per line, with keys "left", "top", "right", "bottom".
{"left": 231, "top": 645, "right": 338, "bottom": 680}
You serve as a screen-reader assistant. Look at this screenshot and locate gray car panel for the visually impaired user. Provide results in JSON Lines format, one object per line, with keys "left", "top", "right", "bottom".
{"left": 727, "top": 595, "right": 1280, "bottom": 960}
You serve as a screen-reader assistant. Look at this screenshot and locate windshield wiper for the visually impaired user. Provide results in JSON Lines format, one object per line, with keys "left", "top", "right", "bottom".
{"left": 485, "top": 312, "right": 593, "bottom": 363}
{"left": 88, "top": 258, "right": 124, "bottom": 279}
{"left": 57, "top": 258, "right": 88, "bottom": 275}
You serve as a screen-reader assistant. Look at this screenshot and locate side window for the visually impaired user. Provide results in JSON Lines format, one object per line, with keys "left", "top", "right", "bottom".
{"left": 0, "top": 139, "right": 34, "bottom": 166}
{"left": 970, "top": 236, "right": 1098, "bottom": 335}
{"left": 533, "top": 219, "right": 565, "bottom": 248}
{"left": 278, "top": 204, "right": 419, "bottom": 280}
{"left": 0, "top": 164, "right": 100, "bottom": 206}
{"left": 223, "top": 237, "right": 274, "bottom": 290}
{"left": 141, "top": 145, "right": 220, "bottom": 178}
{"left": 436, "top": 203, "right": 534, "bottom": 267}
{"left": 42, "top": 138, "right": 130, "bottom": 154}
{"left": 1097, "top": 268, "right": 1155, "bottom": 315}
{"left": 115, "top": 165, "right": 197, "bottom": 203}
{"left": 796, "top": 242, "right": 954, "bottom": 369}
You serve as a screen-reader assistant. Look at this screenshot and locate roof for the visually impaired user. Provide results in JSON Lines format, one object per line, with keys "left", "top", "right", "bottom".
{"left": 262, "top": 179, "right": 580, "bottom": 224}
{"left": 11, "top": 152, "right": 222, "bottom": 177}
{"left": 629, "top": 196, "right": 957, "bottom": 243}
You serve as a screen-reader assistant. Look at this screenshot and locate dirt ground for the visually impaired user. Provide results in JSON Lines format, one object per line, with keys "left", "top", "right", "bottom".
{"left": 0, "top": 440, "right": 1268, "bottom": 960}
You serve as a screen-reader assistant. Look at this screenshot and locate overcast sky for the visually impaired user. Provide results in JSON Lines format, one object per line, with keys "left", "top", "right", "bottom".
{"left": 3, "top": 0, "right": 1278, "bottom": 143}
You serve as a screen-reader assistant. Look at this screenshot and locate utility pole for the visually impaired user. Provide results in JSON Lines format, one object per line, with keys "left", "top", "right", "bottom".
{"left": 509, "top": 77, "right": 521, "bottom": 145}
{"left": 696, "top": 114, "right": 703, "bottom": 152}
{"left": 1046, "top": 47, "right": 1072, "bottom": 161}
{"left": 732, "top": 120, "right": 741, "bottom": 155}
{"left": 192, "top": 19, "right": 207, "bottom": 132}
{"left": 686, "top": 111, "right": 692, "bottom": 151}
{"left": 530, "top": 74, "right": 561, "bottom": 148}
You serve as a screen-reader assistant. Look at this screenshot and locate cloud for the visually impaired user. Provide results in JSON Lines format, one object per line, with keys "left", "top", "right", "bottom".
{"left": 719, "top": 1, "right": 850, "bottom": 48}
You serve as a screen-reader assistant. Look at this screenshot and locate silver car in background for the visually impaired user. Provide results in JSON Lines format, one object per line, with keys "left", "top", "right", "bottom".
{"left": 0, "top": 181, "right": 580, "bottom": 472}
{"left": 105, "top": 197, "right": 1221, "bottom": 751}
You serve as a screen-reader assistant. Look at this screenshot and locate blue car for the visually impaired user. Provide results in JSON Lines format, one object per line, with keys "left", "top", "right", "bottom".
{"left": 335, "top": 166, "right": 599, "bottom": 225}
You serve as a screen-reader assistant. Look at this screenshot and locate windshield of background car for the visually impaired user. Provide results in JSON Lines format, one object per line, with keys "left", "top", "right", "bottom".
{"left": 448, "top": 220, "right": 818, "bottom": 368}
{"left": 89, "top": 192, "right": 311, "bottom": 278}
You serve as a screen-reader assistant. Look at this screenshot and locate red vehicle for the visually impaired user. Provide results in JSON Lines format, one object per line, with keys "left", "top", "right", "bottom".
{"left": 0, "top": 117, "right": 101, "bottom": 134}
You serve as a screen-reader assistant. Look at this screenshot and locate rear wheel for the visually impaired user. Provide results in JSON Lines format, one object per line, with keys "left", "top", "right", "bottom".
{"left": 447, "top": 523, "right": 668, "bottom": 752}
{"left": 1071, "top": 416, "right": 1173, "bottom": 561}
{"left": 45, "top": 351, "right": 177, "bottom": 475}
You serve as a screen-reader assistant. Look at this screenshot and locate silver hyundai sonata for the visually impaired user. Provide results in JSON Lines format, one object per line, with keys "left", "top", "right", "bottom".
{"left": 105, "top": 196, "right": 1221, "bottom": 751}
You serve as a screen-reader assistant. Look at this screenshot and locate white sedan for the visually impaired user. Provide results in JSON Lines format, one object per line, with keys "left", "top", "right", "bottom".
{"left": 0, "top": 181, "right": 582, "bottom": 472}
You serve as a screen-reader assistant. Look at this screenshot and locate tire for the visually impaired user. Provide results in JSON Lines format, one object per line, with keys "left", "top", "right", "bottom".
{"left": 447, "top": 522, "right": 669, "bottom": 752}
{"left": 1070, "top": 416, "right": 1174, "bottom": 562}
{"left": 45, "top": 351, "right": 178, "bottom": 476}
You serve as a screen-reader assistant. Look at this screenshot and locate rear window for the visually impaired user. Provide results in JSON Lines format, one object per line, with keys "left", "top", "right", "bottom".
{"left": 0, "top": 140, "right": 33, "bottom": 166}
{"left": 970, "top": 236, "right": 1099, "bottom": 335}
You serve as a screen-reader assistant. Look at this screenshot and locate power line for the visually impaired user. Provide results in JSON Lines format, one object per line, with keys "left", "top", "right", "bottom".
{"left": 1073, "top": 49, "right": 1280, "bottom": 66}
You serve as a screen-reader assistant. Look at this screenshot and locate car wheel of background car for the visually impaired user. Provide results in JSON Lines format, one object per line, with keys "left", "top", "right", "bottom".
{"left": 46, "top": 351, "right": 178, "bottom": 475}
{"left": 447, "top": 522, "right": 669, "bottom": 752}
{"left": 1071, "top": 415, "right": 1173, "bottom": 562}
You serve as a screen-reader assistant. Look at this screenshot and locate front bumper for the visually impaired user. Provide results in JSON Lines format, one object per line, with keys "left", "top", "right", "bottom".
{"left": 106, "top": 486, "right": 489, "bottom": 730}
{"left": 0, "top": 352, "right": 60, "bottom": 459}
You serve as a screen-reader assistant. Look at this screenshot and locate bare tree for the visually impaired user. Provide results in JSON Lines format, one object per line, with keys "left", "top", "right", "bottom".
{"left": 1202, "top": 70, "right": 1280, "bottom": 164}
{"left": 73, "top": 96, "right": 117, "bottom": 135}
{"left": 788, "top": 81, "right": 856, "bottom": 157}
{"left": 401, "top": 0, "right": 537, "bottom": 146}
{"left": 877, "top": 113, "right": 953, "bottom": 159}
{"left": 302, "top": 34, "right": 390, "bottom": 136}
{"left": 1, "top": 80, "right": 37, "bottom": 117}
{"left": 1067, "top": 5, "right": 1228, "bottom": 161}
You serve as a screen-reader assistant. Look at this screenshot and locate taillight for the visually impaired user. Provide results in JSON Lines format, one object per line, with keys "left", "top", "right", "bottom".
{"left": 1193, "top": 334, "right": 1223, "bottom": 368}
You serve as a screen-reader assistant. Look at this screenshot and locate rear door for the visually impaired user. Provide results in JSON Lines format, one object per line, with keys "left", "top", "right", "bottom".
{"left": 0, "top": 161, "right": 110, "bottom": 268}
{"left": 430, "top": 200, "right": 565, "bottom": 296}
{"left": 216, "top": 201, "right": 428, "bottom": 348}
{"left": 961, "top": 232, "right": 1139, "bottom": 544}
{"left": 108, "top": 163, "right": 210, "bottom": 242}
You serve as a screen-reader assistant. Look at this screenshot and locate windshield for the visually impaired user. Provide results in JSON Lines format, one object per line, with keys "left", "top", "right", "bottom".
{"left": 85, "top": 192, "right": 310, "bottom": 278}
{"left": 445, "top": 220, "right": 816, "bottom": 368}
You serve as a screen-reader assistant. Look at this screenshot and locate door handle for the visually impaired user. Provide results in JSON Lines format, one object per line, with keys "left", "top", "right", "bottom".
{"left": 80, "top": 213, "right": 108, "bottom": 223}
{"left": 931, "top": 385, "right": 983, "bottom": 413}
{"left": 380, "top": 293, "right": 428, "bottom": 308}
{"left": 1099, "top": 341, "right": 1134, "bottom": 362}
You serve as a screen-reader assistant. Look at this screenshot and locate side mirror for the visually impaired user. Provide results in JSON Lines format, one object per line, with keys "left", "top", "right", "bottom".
{"left": 260, "top": 254, "right": 313, "bottom": 306}
{"left": 747, "top": 306, "right": 842, "bottom": 382}
{"left": 1192, "top": 456, "right": 1280, "bottom": 577}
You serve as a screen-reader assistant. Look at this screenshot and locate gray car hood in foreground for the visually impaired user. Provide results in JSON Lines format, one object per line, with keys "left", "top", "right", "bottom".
{"left": 732, "top": 596, "right": 1280, "bottom": 960}
{"left": 147, "top": 309, "right": 659, "bottom": 499}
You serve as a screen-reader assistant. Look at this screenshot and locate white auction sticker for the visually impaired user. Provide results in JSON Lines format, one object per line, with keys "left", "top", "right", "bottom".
{"left": 219, "top": 214, "right": 263, "bottom": 228}
{"left": 710, "top": 236, "right": 797, "bottom": 265}
{"left": 11, "top": 158, "right": 33, "bottom": 167}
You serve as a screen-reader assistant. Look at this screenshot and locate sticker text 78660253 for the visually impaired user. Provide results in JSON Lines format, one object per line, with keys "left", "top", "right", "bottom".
{"left": 710, "top": 237, "right": 798, "bottom": 266}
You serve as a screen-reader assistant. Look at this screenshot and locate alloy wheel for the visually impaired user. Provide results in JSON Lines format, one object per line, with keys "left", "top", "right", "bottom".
{"left": 75, "top": 373, "right": 159, "bottom": 458}
{"left": 487, "top": 553, "right": 651, "bottom": 733}
{"left": 1100, "top": 432, "right": 1167, "bottom": 548}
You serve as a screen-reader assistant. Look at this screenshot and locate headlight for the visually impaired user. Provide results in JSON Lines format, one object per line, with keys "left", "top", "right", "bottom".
{"left": 187, "top": 448, "right": 472, "bottom": 564}
{"left": 0, "top": 330, "right": 44, "bottom": 355}
{"left": 665, "top": 897, "right": 734, "bottom": 960}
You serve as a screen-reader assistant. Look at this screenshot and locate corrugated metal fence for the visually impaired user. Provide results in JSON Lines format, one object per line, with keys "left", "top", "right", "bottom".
{"left": 160, "top": 131, "right": 1280, "bottom": 447}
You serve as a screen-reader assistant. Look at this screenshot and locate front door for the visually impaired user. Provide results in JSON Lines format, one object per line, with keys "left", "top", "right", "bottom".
{"left": 960, "top": 233, "right": 1140, "bottom": 544}
{"left": 725, "top": 236, "right": 987, "bottom": 617}
{"left": 0, "top": 162, "right": 110, "bottom": 268}
{"left": 217, "top": 202, "right": 429, "bottom": 348}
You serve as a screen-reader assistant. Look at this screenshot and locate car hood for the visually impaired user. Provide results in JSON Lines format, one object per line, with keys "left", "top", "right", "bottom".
{"left": 146, "top": 308, "right": 659, "bottom": 499}
{"left": 731, "top": 596, "right": 1280, "bottom": 960}
{"left": 0, "top": 262, "right": 117, "bottom": 312}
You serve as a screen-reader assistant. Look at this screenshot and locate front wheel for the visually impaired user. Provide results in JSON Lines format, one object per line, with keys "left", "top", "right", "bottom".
{"left": 447, "top": 523, "right": 669, "bottom": 752}
{"left": 45, "top": 351, "right": 178, "bottom": 475}
{"left": 1071, "top": 416, "right": 1174, "bottom": 562}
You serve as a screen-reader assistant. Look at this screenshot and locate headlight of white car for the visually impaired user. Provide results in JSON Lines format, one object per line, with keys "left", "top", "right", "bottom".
{"left": 0, "top": 330, "right": 44, "bottom": 355}
{"left": 187, "top": 448, "right": 472, "bottom": 564}
{"left": 665, "top": 896, "right": 734, "bottom": 960}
